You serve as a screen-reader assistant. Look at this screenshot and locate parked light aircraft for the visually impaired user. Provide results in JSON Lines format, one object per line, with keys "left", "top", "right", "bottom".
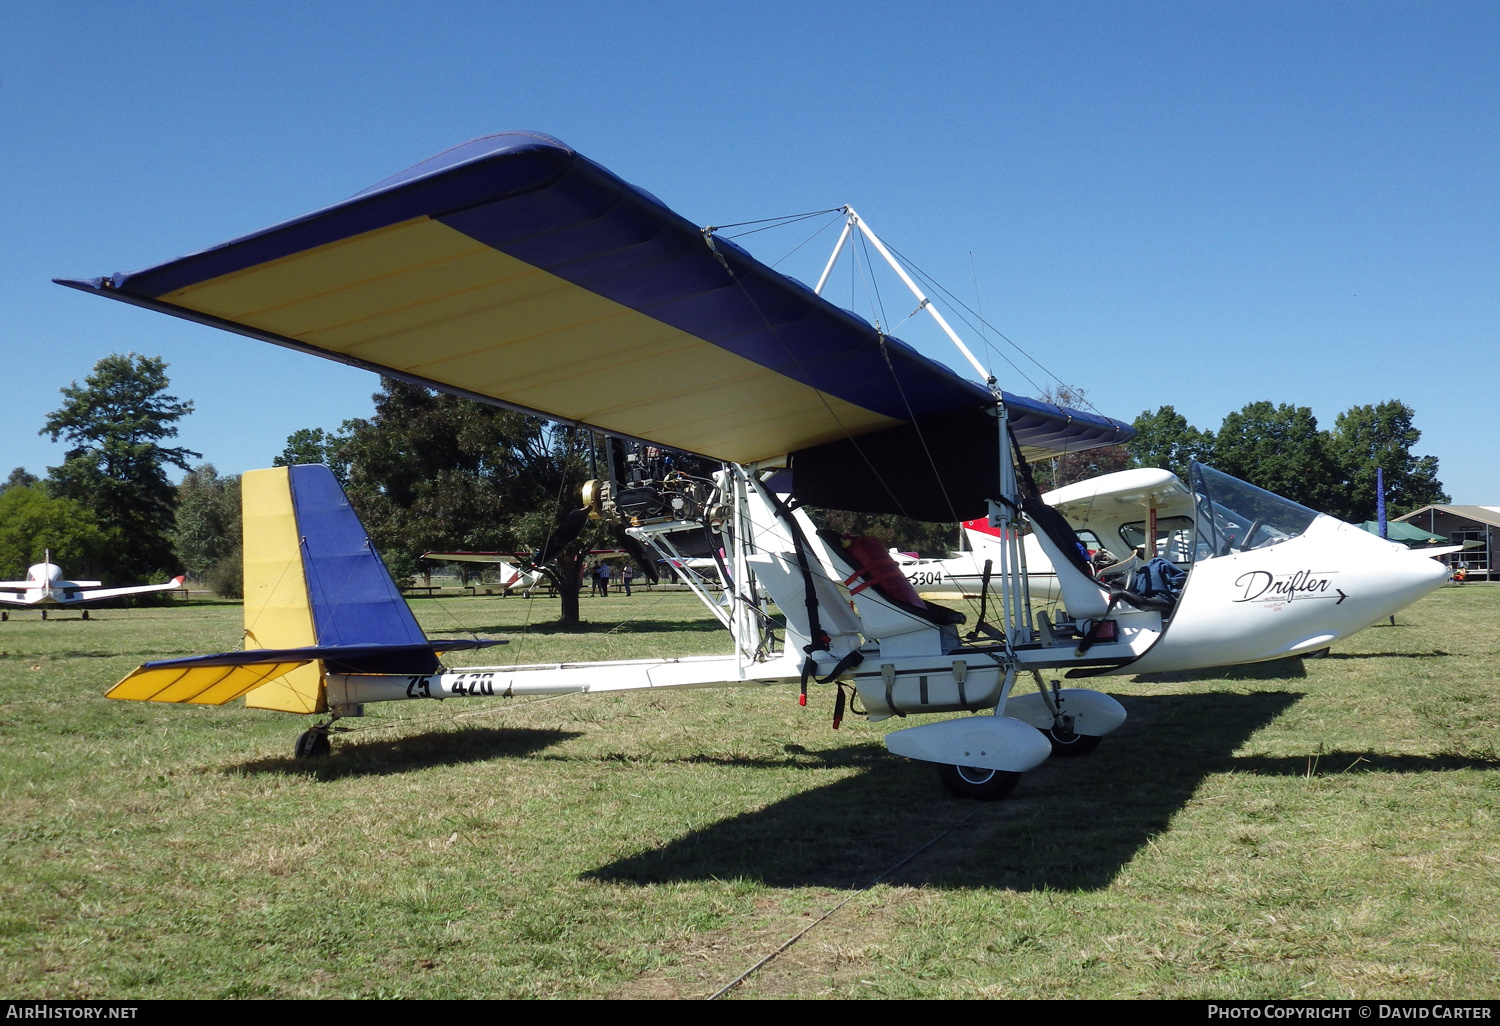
{"left": 420, "top": 552, "right": 546, "bottom": 595}
{"left": 0, "top": 555, "right": 184, "bottom": 620}
{"left": 421, "top": 547, "right": 706, "bottom": 595}
{"left": 894, "top": 468, "right": 1217, "bottom": 604}
{"left": 60, "top": 132, "right": 1451, "bottom": 796}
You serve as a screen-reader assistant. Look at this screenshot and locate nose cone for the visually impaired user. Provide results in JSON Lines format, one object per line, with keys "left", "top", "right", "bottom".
{"left": 1374, "top": 550, "right": 1451, "bottom": 619}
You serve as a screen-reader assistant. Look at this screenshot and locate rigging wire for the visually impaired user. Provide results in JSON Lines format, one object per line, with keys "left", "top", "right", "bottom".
{"left": 722, "top": 210, "right": 842, "bottom": 242}
{"left": 708, "top": 801, "right": 991, "bottom": 1000}
{"left": 708, "top": 207, "right": 843, "bottom": 233}
{"left": 704, "top": 217, "right": 1006, "bottom": 626}
{"left": 704, "top": 208, "right": 1112, "bottom": 418}
{"left": 703, "top": 231, "right": 916, "bottom": 521}
{"left": 768, "top": 211, "right": 847, "bottom": 269}
{"left": 854, "top": 226, "right": 891, "bottom": 333}
{"left": 882, "top": 240, "right": 1109, "bottom": 418}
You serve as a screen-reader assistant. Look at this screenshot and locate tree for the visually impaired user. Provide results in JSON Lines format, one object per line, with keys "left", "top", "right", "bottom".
{"left": 1029, "top": 385, "right": 1136, "bottom": 491}
{"left": 0, "top": 486, "right": 106, "bottom": 580}
{"left": 333, "top": 379, "right": 602, "bottom": 624}
{"left": 173, "top": 465, "right": 243, "bottom": 597}
{"left": 1210, "top": 401, "right": 1343, "bottom": 513}
{"left": 41, "top": 354, "right": 199, "bottom": 580}
{"left": 275, "top": 426, "right": 352, "bottom": 484}
{"left": 1327, "top": 400, "right": 1448, "bottom": 521}
{"left": 2, "top": 468, "right": 39, "bottom": 495}
{"left": 812, "top": 510, "right": 956, "bottom": 558}
{"left": 1049, "top": 444, "right": 1135, "bottom": 491}
{"left": 1128, "top": 405, "right": 1214, "bottom": 482}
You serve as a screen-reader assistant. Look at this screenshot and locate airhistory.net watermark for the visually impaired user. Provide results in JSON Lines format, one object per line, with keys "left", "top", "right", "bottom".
{"left": 4, "top": 1007, "right": 137, "bottom": 1019}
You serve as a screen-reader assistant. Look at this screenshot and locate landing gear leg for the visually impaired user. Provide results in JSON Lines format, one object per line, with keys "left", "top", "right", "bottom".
{"left": 937, "top": 763, "right": 1021, "bottom": 800}
{"left": 294, "top": 722, "right": 332, "bottom": 759}
{"left": 1032, "top": 672, "right": 1104, "bottom": 757}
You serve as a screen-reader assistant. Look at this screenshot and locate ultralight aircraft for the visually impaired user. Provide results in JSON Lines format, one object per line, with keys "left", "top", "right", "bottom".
{"left": 59, "top": 132, "right": 1450, "bottom": 795}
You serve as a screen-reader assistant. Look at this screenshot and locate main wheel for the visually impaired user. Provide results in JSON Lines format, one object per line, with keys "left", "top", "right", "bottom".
{"left": 294, "top": 728, "right": 331, "bottom": 759}
{"left": 937, "top": 763, "right": 1021, "bottom": 800}
{"left": 1041, "top": 725, "right": 1102, "bottom": 757}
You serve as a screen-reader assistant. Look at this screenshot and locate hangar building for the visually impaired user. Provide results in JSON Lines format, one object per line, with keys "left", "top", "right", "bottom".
{"left": 1395, "top": 505, "right": 1498, "bottom": 581}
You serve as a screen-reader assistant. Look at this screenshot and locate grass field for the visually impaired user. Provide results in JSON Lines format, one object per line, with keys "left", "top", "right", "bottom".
{"left": 2, "top": 585, "right": 1497, "bottom": 999}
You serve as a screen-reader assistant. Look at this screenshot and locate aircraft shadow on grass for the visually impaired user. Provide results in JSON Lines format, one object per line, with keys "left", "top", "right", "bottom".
{"left": 231, "top": 726, "right": 580, "bottom": 781}
{"left": 1129, "top": 654, "right": 1308, "bottom": 684}
{"left": 584, "top": 690, "right": 1305, "bottom": 893}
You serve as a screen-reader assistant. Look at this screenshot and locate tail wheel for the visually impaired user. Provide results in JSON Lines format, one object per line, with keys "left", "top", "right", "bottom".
{"left": 1041, "top": 726, "right": 1102, "bottom": 757}
{"left": 294, "top": 726, "right": 331, "bottom": 759}
{"left": 937, "top": 763, "right": 1021, "bottom": 800}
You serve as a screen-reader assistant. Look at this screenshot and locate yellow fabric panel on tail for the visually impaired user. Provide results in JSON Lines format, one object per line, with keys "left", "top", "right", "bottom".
{"left": 106, "top": 661, "right": 314, "bottom": 705}
{"left": 240, "top": 467, "right": 325, "bottom": 713}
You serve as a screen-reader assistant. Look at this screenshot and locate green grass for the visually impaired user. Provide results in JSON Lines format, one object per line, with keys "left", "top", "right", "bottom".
{"left": 1, "top": 586, "right": 1497, "bottom": 998}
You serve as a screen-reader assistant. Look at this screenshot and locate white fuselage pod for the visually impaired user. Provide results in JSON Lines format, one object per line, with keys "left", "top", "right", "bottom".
{"left": 1122, "top": 515, "right": 1450, "bottom": 674}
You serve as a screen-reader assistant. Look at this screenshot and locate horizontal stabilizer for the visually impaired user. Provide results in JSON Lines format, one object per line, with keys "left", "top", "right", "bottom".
{"left": 106, "top": 640, "right": 505, "bottom": 705}
{"left": 107, "top": 659, "right": 316, "bottom": 705}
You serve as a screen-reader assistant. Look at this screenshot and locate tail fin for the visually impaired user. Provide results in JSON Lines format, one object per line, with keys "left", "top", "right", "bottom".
{"left": 242, "top": 464, "right": 435, "bottom": 713}
{"left": 105, "top": 465, "right": 501, "bottom": 707}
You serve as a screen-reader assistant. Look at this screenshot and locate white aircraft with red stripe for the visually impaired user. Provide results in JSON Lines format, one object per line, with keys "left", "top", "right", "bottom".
{"left": 893, "top": 468, "right": 1196, "bottom": 606}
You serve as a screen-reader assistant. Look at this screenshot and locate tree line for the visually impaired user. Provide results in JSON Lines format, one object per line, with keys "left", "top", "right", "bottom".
{"left": 1, "top": 354, "right": 1450, "bottom": 610}
{"left": 0, "top": 360, "right": 598, "bottom": 618}
{"left": 809, "top": 392, "right": 1449, "bottom": 557}
{"left": 1126, "top": 399, "right": 1448, "bottom": 523}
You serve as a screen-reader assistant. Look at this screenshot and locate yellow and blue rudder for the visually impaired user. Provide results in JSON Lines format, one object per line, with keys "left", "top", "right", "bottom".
{"left": 106, "top": 464, "right": 498, "bottom": 707}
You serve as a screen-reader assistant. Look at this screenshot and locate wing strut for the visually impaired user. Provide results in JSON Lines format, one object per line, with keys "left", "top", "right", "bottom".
{"left": 812, "top": 207, "right": 996, "bottom": 388}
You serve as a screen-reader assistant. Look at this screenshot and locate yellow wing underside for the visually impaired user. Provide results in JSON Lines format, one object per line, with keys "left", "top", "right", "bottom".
{"left": 165, "top": 218, "right": 900, "bottom": 465}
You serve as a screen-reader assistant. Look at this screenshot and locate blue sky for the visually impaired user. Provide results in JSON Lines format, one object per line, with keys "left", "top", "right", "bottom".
{"left": 4, "top": 2, "right": 1496, "bottom": 502}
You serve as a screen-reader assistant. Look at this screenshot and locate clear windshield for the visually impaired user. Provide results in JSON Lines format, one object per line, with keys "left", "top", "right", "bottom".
{"left": 1190, "top": 463, "right": 1320, "bottom": 559}
{"left": 1119, "top": 516, "right": 1196, "bottom": 564}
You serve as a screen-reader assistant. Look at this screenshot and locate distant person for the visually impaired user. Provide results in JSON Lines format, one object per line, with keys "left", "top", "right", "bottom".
{"left": 598, "top": 561, "right": 611, "bottom": 597}
{"left": 621, "top": 563, "right": 633, "bottom": 597}
{"left": 588, "top": 562, "right": 600, "bottom": 597}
